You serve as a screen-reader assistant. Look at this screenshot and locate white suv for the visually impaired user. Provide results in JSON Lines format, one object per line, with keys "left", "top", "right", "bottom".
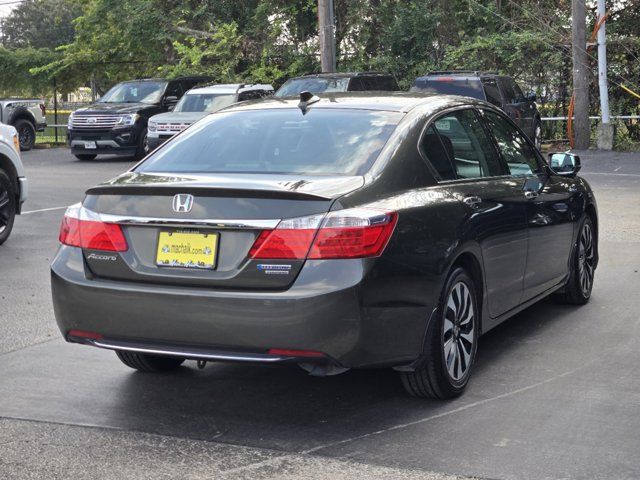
{"left": 0, "top": 123, "right": 28, "bottom": 245}
{"left": 147, "top": 83, "right": 273, "bottom": 150}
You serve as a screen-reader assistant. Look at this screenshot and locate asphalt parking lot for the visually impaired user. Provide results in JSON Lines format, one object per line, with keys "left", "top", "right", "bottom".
{"left": 1, "top": 147, "right": 639, "bottom": 480}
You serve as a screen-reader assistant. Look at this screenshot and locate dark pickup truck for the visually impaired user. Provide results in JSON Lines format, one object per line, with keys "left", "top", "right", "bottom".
{"left": 411, "top": 71, "right": 542, "bottom": 149}
{"left": 67, "top": 76, "right": 211, "bottom": 161}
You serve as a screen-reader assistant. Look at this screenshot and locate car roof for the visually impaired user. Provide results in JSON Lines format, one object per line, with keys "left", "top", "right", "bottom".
{"left": 417, "top": 71, "right": 504, "bottom": 80}
{"left": 292, "top": 72, "right": 394, "bottom": 79}
{"left": 221, "top": 92, "right": 488, "bottom": 114}
{"left": 187, "top": 83, "right": 274, "bottom": 95}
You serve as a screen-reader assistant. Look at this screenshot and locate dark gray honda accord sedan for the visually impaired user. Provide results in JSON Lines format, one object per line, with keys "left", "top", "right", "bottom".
{"left": 51, "top": 93, "right": 598, "bottom": 399}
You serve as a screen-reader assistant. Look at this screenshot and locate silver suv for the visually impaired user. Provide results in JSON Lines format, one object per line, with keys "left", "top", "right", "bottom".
{"left": 147, "top": 83, "right": 273, "bottom": 150}
{"left": 0, "top": 123, "right": 28, "bottom": 244}
{"left": 0, "top": 99, "right": 47, "bottom": 151}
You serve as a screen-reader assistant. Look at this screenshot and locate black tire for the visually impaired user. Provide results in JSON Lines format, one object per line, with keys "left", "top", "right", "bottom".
{"left": 400, "top": 267, "right": 479, "bottom": 399}
{"left": 0, "top": 170, "right": 17, "bottom": 246}
{"left": 134, "top": 127, "right": 149, "bottom": 160}
{"left": 552, "top": 215, "right": 596, "bottom": 305}
{"left": 115, "top": 350, "right": 185, "bottom": 372}
{"left": 14, "top": 119, "right": 36, "bottom": 151}
{"left": 74, "top": 154, "right": 97, "bottom": 161}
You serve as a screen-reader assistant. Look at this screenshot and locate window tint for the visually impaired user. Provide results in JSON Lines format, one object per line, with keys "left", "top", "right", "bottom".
{"left": 420, "top": 126, "right": 456, "bottom": 180}
{"left": 483, "top": 110, "right": 540, "bottom": 176}
{"left": 429, "top": 110, "right": 505, "bottom": 179}
{"left": 482, "top": 79, "right": 502, "bottom": 107}
{"left": 500, "top": 78, "right": 524, "bottom": 103}
{"left": 137, "top": 109, "right": 402, "bottom": 176}
{"left": 411, "top": 78, "right": 485, "bottom": 100}
{"left": 165, "top": 82, "right": 183, "bottom": 98}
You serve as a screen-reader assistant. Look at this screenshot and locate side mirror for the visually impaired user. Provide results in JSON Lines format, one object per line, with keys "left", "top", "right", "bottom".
{"left": 527, "top": 92, "right": 537, "bottom": 102}
{"left": 163, "top": 95, "right": 178, "bottom": 108}
{"left": 548, "top": 152, "right": 581, "bottom": 177}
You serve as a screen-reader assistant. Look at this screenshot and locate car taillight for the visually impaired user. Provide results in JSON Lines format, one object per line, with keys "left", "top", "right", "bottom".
{"left": 249, "top": 209, "right": 397, "bottom": 260}
{"left": 39, "top": 103, "right": 46, "bottom": 117}
{"left": 58, "top": 204, "right": 128, "bottom": 252}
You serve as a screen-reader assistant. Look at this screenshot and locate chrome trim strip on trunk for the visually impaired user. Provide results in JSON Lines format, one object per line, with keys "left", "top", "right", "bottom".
{"left": 88, "top": 338, "right": 287, "bottom": 362}
{"left": 78, "top": 206, "right": 280, "bottom": 230}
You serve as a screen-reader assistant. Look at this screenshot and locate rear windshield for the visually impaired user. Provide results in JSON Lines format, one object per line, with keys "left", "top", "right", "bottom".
{"left": 275, "top": 78, "right": 350, "bottom": 97}
{"left": 137, "top": 109, "right": 402, "bottom": 176}
{"left": 174, "top": 93, "right": 236, "bottom": 113}
{"left": 411, "top": 77, "right": 485, "bottom": 100}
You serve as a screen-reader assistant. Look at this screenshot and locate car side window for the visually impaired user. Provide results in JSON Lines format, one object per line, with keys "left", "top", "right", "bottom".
{"left": 348, "top": 78, "right": 365, "bottom": 91}
{"left": 500, "top": 78, "right": 524, "bottom": 104}
{"left": 428, "top": 109, "right": 506, "bottom": 180}
{"left": 165, "top": 82, "right": 183, "bottom": 99}
{"left": 483, "top": 110, "right": 540, "bottom": 176}
{"left": 482, "top": 79, "right": 502, "bottom": 107}
{"left": 419, "top": 126, "right": 456, "bottom": 181}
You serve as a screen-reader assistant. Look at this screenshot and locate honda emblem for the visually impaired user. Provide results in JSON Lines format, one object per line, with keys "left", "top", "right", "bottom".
{"left": 172, "top": 194, "right": 194, "bottom": 213}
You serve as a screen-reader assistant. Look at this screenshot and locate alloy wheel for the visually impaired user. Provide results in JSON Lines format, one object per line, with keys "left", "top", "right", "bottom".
{"left": 442, "top": 281, "right": 475, "bottom": 382}
{"left": 578, "top": 223, "right": 595, "bottom": 296}
{"left": 18, "top": 125, "right": 34, "bottom": 150}
{"left": 0, "top": 184, "right": 10, "bottom": 234}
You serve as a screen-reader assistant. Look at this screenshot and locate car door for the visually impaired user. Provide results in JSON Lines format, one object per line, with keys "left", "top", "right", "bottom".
{"left": 423, "top": 108, "right": 529, "bottom": 319}
{"left": 481, "top": 109, "right": 575, "bottom": 301}
{"left": 498, "top": 77, "right": 535, "bottom": 137}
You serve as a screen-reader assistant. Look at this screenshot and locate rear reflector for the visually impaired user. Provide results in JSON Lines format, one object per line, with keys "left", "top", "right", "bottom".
{"left": 67, "top": 329, "right": 103, "bottom": 340}
{"left": 268, "top": 348, "right": 326, "bottom": 358}
{"left": 59, "top": 204, "right": 128, "bottom": 252}
{"left": 249, "top": 208, "right": 397, "bottom": 260}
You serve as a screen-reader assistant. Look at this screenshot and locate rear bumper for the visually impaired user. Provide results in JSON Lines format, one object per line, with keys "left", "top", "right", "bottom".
{"left": 51, "top": 246, "right": 430, "bottom": 368}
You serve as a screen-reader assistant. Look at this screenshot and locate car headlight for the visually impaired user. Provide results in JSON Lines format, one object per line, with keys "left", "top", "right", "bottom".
{"left": 115, "top": 114, "right": 139, "bottom": 126}
{"left": 67, "top": 112, "right": 74, "bottom": 130}
{"left": 148, "top": 120, "right": 157, "bottom": 132}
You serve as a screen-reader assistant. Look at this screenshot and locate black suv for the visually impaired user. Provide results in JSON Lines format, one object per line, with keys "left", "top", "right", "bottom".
{"left": 275, "top": 72, "right": 399, "bottom": 97}
{"left": 411, "top": 71, "right": 542, "bottom": 148}
{"left": 67, "top": 77, "right": 211, "bottom": 161}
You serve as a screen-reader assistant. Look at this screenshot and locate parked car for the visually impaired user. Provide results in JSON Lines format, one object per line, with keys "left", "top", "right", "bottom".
{"left": 0, "top": 98, "right": 46, "bottom": 151}
{"left": 275, "top": 72, "right": 399, "bottom": 97}
{"left": 67, "top": 76, "right": 212, "bottom": 161}
{"left": 411, "top": 71, "right": 543, "bottom": 149}
{"left": 0, "top": 122, "right": 28, "bottom": 245}
{"left": 52, "top": 93, "right": 597, "bottom": 399}
{"left": 147, "top": 83, "right": 274, "bottom": 150}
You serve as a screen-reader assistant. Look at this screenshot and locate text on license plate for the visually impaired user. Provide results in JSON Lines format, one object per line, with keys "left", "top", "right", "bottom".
{"left": 84, "top": 141, "right": 97, "bottom": 149}
{"left": 156, "top": 231, "right": 218, "bottom": 269}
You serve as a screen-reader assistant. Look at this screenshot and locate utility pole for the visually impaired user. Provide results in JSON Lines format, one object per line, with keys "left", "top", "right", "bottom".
{"left": 596, "top": 0, "right": 613, "bottom": 149}
{"left": 571, "top": 0, "right": 590, "bottom": 149}
{"left": 318, "top": 0, "right": 336, "bottom": 72}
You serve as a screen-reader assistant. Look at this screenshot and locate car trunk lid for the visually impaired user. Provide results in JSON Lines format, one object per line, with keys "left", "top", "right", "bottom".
{"left": 80, "top": 172, "right": 364, "bottom": 289}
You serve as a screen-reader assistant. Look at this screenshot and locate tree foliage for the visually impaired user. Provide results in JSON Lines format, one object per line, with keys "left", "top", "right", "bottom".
{"left": 0, "top": 0, "right": 638, "bottom": 137}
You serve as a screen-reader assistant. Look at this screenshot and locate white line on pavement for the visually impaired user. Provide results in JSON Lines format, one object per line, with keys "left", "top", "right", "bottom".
{"left": 582, "top": 172, "right": 640, "bottom": 177}
{"left": 21, "top": 206, "right": 67, "bottom": 215}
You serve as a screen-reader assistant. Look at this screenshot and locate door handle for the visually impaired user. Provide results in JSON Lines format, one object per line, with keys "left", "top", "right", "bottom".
{"left": 524, "top": 190, "right": 539, "bottom": 200}
{"left": 463, "top": 196, "right": 482, "bottom": 207}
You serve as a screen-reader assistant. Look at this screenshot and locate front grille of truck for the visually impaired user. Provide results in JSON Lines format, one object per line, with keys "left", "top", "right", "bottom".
{"left": 72, "top": 114, "right": 120, "bottom": 129}
{"left": 156, "top": 123, "right": 190, "bottom": 133}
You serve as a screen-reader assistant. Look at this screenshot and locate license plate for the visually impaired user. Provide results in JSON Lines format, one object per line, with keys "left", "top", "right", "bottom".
{"left": 156, "top": 231, "right": 218, "bottom": 269}
{"left": 84, "top": 141, "right": 97, "bottom": 149}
